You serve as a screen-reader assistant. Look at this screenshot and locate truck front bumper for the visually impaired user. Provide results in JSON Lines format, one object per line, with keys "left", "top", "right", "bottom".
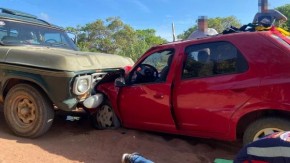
{"left": 83, "top": 94, "right": 104, "bottom": 109}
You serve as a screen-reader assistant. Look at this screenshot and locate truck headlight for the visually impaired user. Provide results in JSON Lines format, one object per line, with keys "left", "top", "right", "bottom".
{"left": 73, "top": 75, "right": 92, "bottom": 95}
{"left": 78, "top": 79, "right": 89, "bottom": 92}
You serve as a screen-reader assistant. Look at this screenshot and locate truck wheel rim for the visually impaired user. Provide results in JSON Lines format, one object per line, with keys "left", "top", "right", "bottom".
{"left": 97, "top": 105, "right": 113, "bottom": 127}
{"left": 17, "top": 98, "right": 36, "bottom": 124}
{"left": 253, "top": 128, "right": 283, "bottom": 141}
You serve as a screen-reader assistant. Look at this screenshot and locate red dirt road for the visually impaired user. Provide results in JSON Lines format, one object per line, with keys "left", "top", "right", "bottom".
{"left": 0, "top": 112, "right": 242, "bottom": 163}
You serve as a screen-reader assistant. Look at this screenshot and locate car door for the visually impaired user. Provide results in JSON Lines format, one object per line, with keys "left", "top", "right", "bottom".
{"left": 173, "top": 41, "right": 253, "bottom": 134}
{"left": 118, "top": 49, "right": 177, "bottom": 132}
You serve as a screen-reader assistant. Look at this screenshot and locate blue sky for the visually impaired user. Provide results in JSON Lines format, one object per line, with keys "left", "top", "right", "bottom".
{"left": 0, "top": 0, "right": 289, "bottom": 41}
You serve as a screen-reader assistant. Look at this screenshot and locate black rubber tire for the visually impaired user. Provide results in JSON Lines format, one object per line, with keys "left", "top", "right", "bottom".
{"left": 243, "top": 117, "right": 290, "bottom": 146}
{"left": 4, "top": 84, "right": 54, "bottom": 138}
{"left": 91, "top": 101, "right": 120, "bottom": 130}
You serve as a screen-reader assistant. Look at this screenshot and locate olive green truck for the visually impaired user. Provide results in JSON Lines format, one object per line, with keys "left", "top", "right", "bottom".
{"left": 0, "top": 8, "right": 134, "bottom": 137}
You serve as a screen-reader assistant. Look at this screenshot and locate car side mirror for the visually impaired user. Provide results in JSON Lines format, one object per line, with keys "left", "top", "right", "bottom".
{"left": 115, "top": 77, "right": 126, "bottom": 87}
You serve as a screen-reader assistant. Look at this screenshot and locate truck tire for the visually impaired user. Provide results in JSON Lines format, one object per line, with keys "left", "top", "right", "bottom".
{"left": 4, "top": 84, "right": 54, "bottom": 138}
{"left": 243, "top": 117, "right": 290, "bottom": 146}
{"left": 91, "top": 100, "right": 120, "bottom": 130}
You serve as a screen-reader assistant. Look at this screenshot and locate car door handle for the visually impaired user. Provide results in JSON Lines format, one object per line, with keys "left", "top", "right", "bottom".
{"left": 154, "top": 93, "right": 164, "bottom": 99}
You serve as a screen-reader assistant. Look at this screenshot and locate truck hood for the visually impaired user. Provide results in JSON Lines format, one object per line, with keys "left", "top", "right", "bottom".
{"left": 3, "top": 46, "right": 134, "bottom": 71}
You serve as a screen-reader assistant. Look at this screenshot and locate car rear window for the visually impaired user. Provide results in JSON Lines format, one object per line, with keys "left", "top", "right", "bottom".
{"left": 182, "top": 41, "right": 248, "bottom": 79}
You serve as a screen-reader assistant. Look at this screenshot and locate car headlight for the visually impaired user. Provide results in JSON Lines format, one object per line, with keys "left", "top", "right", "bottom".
{"left": 73, "top": 75, "right": 92, "bottom": 95}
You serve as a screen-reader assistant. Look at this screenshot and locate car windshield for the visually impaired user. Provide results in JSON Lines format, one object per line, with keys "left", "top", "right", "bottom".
{"left": 0, "top": 20, "right": 78, "bottom": 50}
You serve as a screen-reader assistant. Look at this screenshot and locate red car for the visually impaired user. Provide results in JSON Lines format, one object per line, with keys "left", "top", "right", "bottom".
{"left": 92, "top": 30, "right": 290, "bottom": 145}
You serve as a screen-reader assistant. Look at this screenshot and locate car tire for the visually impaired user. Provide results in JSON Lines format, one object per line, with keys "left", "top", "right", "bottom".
{"left": 91, "top": 101, "right": 120, "bottom": 130}
{"left": 4, "top": 84, "right": 54, "bottom": 138}
{"left": 243, "top": 117, "right": 290, "bottom": 146}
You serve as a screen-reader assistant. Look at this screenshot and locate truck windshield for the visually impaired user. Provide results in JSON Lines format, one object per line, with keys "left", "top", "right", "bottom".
{"left": 0, "top": 20, "right": 78, "bottom": 51}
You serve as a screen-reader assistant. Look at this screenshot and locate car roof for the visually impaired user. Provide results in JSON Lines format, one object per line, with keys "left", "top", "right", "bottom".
{"left": 152, "top": 31, "right": 277, "bottom": 49}
{"left": 0, "top": 8, "right": 64, "bottom": 30}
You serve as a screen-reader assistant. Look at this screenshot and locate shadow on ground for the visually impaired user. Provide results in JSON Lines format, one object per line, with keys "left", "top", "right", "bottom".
{"left": 0, "top": 111, "right": 242, "bottom": 163}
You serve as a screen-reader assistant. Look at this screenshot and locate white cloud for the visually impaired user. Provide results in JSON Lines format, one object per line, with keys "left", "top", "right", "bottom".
{"left": 39, "top": 12, "right": 49, "bottom": 21}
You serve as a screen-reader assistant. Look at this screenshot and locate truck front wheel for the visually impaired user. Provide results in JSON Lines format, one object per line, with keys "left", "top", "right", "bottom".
{"left": 4, "top": 84, "right": 54, "bottom": 138}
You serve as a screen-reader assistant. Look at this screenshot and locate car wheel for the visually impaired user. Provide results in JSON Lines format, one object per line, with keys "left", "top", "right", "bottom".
{"left": 92, "top": 101, "right": 120, "bottom": 129}
{"left": 4, "top": 84, "right": 54, "bottom": 138}
{"left": 243, "top": 117, "right": 290, "bottom": 146}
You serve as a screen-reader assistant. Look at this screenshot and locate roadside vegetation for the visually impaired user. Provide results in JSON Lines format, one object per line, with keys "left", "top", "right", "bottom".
{"left": 66, "top": 4, "right": 289, "bottom": 61}
{"left": 276, "top": 4, "right": 290, "bottom": 30}
{"left": 66, "top": 17, "right": 166, "bottom": 61}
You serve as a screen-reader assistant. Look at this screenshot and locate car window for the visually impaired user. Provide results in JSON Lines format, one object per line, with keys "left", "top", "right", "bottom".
{"left": 9, "top": 29, "right": 18, "bottom": 37}
{"left": 182, "top": 41, "right": 248, "bottom": 79}
{"left": 0, "top": 20, "right": 78, "bottom": 50}
{"left": 44, "top": 33, "right": 62, "bottom": 42}
{"left": 130, "top": 49, "right": 174, "bottom": 84}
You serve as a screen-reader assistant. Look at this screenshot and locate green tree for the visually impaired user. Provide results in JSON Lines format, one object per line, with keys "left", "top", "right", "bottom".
{"left": 66, "top": 25, "right": 86, "bottom": 49}
{"left": 82, "top": 18, "right": 125, "bottom": 53}
{"left": 176, "top": 26, "right": 197, "bottom": 41}
{"left": 208, "top": 16, "right": 241, "bottom": 33}
{"left": 276, "top": 4, "right": 290, "bottom": 30}
{"left": 66, "top": 17, "right": 166, "bottom": 61}
{"left": 178, "top": 16, "right": 241, "bottom": 40}
{"left": 119, "top": 29, "right": 166, "bottom": 61}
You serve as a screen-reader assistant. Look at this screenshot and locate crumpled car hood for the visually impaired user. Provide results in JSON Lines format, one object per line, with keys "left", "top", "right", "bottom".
{"left": 2, "top": 46, "right": 134, "bottom": 71}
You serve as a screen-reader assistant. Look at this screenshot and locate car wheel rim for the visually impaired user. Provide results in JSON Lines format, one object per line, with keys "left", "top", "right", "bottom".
{"left": 16, "top": 98, "right": 36, "bottom": 125}
{"left": 97, "top": 105, "right": 113, "bottom": 128}
{"left": 253, "top": 128, "right": 284, "bottom": 141}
